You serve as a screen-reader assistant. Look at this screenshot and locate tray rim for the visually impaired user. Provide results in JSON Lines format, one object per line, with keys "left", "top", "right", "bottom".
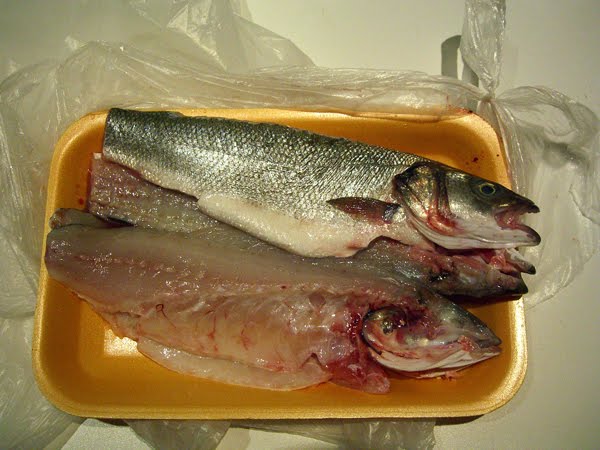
{"left": 32, "top": 108, "right": 528, "bottom": 419}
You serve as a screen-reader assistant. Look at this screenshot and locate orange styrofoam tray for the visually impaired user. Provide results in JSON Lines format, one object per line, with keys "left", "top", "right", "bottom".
{"left": 33, "top": 109, "right": 526, "bottom": 419}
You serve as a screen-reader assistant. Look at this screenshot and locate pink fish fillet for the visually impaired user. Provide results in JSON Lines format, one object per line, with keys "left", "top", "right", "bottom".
{"left": 45, "top": 211, "right": 501, "bottom": 393}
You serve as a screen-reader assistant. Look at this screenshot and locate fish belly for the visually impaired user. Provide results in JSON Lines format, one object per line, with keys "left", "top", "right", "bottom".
{"left": 137, "top": 338, "right": 332, "bottom": 390}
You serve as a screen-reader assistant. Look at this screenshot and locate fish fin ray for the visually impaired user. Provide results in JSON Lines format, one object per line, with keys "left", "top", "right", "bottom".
{"left": 327, "top": 197, "right": 400, "bottom": 224}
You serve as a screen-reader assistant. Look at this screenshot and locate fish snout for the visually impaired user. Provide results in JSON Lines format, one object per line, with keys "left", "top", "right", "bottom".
{"left": 494, "top": 200, "right": 541, "bottom": 247}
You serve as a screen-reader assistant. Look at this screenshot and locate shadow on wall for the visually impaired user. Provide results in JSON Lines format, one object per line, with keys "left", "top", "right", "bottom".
{"left": 441, "top": 35, "right": 479, "bottom": 87}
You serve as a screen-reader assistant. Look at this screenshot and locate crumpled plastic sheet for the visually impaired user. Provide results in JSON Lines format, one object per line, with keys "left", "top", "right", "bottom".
{"left": 0, "top": 0, "right": 598, "bottom": 449}
{"left": 123, "top": 418, "right": 435, "bottom": 450}
{"left": 125, "top": 419, "right": 231, "bottom": 450}
{"left": 0, "top": 317, "right": 83, "bottom": 449}
{"left": 235, "top": 419, "right": 436, "bottom": 450}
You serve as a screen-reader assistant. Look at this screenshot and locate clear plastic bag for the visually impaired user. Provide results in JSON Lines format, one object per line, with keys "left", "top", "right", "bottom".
{"left": 461, "top": 0, "right": 600, "bottom": 307}
{"left": 125, "top": 419, "right": 230, "bottom": 450}
{"left": 487, "top": 88, "right": 599, "bottom": 305}
{"left": 0, "top": 0, "right": 597, "bottom": 448}
{"left": 0, "top": 317, "right": 83, "bottom": 449}
{"left": 235, "top": 419, "right": 435, "bottom": 450}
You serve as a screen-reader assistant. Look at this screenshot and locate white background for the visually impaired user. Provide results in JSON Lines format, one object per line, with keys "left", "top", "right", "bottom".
{"left": 2, "top": 1, "right": 599, "bottom": 448}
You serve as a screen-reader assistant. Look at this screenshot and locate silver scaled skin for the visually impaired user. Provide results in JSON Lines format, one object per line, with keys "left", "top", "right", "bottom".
{"left": 103, "top": 108, "right": 539, "bottom": 257}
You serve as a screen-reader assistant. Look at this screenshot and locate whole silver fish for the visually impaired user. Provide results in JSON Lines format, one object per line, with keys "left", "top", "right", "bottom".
{"left": 88, "top": 156, "right": 532, "bottom": 298}
{"left": 45, "top": 210, "right": 501, "bottom": 392}
{"left": 103, "top": 108, "right": 540, "bottom": 257}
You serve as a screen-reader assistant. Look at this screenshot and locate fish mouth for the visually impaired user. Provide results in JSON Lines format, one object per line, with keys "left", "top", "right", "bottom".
{"left": 494, "top": 201, "right": 541, "bottom": 246}
{"left": 446, "top": 246, "right": 536, "bottom": 276}
{"left": 366, "top": 345, "right": 501, "bottom": 377}
{"left": 428, "top": 250, "right": 532, "bottom": 296}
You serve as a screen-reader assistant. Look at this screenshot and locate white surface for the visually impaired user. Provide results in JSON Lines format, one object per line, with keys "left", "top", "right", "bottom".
{"left": 2, "top": 1, "right": 598, "bottom": 448}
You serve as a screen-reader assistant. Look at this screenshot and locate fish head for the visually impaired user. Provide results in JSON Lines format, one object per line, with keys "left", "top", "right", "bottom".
{"left": 393, "top": 161, "right": 540, "bottom": 249}
{"left": 362, "top": 292, "right": 501, "bottom": 377}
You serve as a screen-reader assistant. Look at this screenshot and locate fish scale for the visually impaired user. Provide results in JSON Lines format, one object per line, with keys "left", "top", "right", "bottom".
{"left": 103, "top": 108, "right": 426, "bottom": 256}
{"left": 104, "top": 109, "right": 421, "bottom": 213}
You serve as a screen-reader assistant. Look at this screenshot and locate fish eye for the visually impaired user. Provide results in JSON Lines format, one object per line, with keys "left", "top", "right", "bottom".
{"left": 479, "top": 182, "right": 497, "bottom": 196}
{"left": 382, "top": 319, "right": 394, "bottom": 334}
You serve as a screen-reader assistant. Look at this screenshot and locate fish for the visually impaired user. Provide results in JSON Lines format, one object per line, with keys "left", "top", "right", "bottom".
{"left": 45, "top": 210, "right": 501, "bottom": 393}
{"left": 102, "top": 108, "right": 540, "bottom": 258}
{"left": 87, "top": 156, "right": 532, "bottom": 298}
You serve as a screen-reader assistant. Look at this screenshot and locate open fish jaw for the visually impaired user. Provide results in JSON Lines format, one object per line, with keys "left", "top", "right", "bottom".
{"left": 358, "top": 240, "right": 529, "bottom": 297}
{"left": 368, "top": 345, "right": 501, "bottom": 377}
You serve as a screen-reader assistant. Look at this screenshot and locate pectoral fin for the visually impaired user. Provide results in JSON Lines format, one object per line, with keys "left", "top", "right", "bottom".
{"left": 327, "top": 197, "right": 400, "bottom": 224}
